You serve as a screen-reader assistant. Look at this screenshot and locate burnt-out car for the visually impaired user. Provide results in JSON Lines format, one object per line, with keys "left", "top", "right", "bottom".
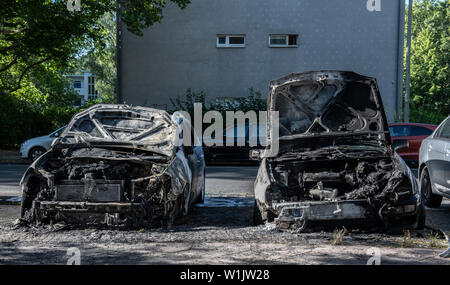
{"left": 20, "top": 105, "right": 205, "bottom": 227}
{"left": 252, "top": 71, "right": 425, "bottom": 232}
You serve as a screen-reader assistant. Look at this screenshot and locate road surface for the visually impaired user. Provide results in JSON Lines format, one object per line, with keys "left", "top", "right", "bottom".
{"left": 1, "top": 163, "right": 449, "bottom": 265}
{"left": 0, "top": 164, "right": 26, "bottom": 198}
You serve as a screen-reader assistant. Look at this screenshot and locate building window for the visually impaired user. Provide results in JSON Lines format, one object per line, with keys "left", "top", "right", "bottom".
{"left": 269, "top": 34, "right": 298, "bottom": 47}
{"left": 88, "top": 76, "right": 98, "bottom": 100}
{"left": 217, "top": 35, "right": 246, "bottom": 48}
{"left": 73, "top": 80, "right": 81, "bottom": 89}
{"left": 75, "top": 95, "right": 84, "bottom": 106}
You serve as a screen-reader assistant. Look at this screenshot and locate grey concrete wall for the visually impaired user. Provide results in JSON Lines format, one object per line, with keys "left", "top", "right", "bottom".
{"left": 120, "top": 0, "right": 404, "bottom": 121}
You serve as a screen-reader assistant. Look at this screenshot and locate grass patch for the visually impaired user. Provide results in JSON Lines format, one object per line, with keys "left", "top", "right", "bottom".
{"left": 0, "top": 201, "right": 21, "bottom": 206}
{"left": 399, "top": 230, "right": 448, "bottom": 249}
{"left": 428, "top": 232, "right": 441, "bottom": 248}
{"left": 401, "top": 230, "right": 414, "bottom": 248}
{"left": 332, "top": 227, "right": 347, "bottom": 245}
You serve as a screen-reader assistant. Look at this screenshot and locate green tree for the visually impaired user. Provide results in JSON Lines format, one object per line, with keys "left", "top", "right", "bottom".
{"left": 407, "top": 0, "right": 449, "bottom": 124}
{"left": 0, "top": 0, "right": 191, "bottom": 96}
{"left": 0, "top": 0, "right": 191, "bottom": 146}
{"left": 169, "top": 88, "right": 266, "bottom": 130}
{"left": 72, "top": 12, "right": 118, "bottom": 103}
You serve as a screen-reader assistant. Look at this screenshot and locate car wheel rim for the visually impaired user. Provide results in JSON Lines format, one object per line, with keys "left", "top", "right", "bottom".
{"left": 32, "top": 149, "right": 43, "bottom": 160}
{"left": 421, "top": 173, "right": 431, "bottom": 201}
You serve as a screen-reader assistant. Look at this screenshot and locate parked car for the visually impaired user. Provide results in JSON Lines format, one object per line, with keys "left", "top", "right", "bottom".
{"left": 252, "top": 71, "right": 424, "bottom": 232}
{"left": 203, "top": 123, "right": 266, "bottom": 164}
{"left": 19, "top": 105, "right": 205, "bottom": 227}
{"left": 418, "top": 116, "right": 450, "bottom": 208}
{"left": 389, "top": 123, "right": 437, "bottom": 166}
{"left": 19, "top": 126, "right": 66, "bottom": 161}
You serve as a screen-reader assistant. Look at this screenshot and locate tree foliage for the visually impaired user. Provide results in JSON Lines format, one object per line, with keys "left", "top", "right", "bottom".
{"left": 0, "top": 0, "right": 191, "bottom": 146}
{"left": 407, "top": 0, "right": 449, "bottom": 124}
{"left": 72, "top": 11, "right": 117, "bottom": 103}
{"left": 0, "top": 0, "right": 190, "bottom": 95}
{"left": 169, "top": 88, "right": 267, "bottom": 129}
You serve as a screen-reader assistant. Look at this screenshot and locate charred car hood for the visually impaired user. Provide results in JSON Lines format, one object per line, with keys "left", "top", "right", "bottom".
{"left": 268, "top": 71, "right": 391, "bottom": 150}
{"left": 55, "top": 104, "right": 177, "bottom": 157}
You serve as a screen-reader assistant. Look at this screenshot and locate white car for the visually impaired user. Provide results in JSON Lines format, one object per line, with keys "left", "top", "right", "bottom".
{"left": 419, "top": 116, "right": 450, "bottom": 208}
{"left": 19, "top": 126, "right": 66, "bottom": 161}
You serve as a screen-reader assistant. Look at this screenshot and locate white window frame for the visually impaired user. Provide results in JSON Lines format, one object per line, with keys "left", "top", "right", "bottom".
{"left": 216, "top": 34, "right": 246, "bottom": 48}
{"left": 88, "top": 76, "right": 98, "bottom": 100}
{"left": 268, "top": 34, "right": 298, "bottom": 48}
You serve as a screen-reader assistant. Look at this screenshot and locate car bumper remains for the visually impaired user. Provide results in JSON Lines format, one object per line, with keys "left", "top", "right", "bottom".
{"left": 272, "top": 198, "right": 418, "bottom": 229}
{"left": 33, "top": 201, "right": 146, "bottom": 226}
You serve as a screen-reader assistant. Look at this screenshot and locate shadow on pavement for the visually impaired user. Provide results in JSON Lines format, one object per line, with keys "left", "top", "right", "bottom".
{"left": 425, "top": 199, "right": 450, "bottom": 233}
{"left": 0, "top": 242, "right": 155, "bottom": 265}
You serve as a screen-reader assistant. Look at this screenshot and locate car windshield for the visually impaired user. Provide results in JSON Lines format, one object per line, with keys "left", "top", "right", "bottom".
{"left": 50, "top": 126, "right": 66, "bottom": 137}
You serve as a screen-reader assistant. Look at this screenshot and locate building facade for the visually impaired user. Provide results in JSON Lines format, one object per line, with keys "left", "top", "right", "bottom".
{"left": 119, "top": 0, "right": 405, "bottom": 121}
{"left": 67, "top": 71, "right": 99, "bottom": 105}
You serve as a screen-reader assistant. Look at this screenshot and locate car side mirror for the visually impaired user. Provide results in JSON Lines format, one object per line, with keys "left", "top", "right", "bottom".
{"left": 249, "top": 149, "right": 264, "bottom": 160}
{"left": 393, "top": 139, "right": 409, "bottom": 152}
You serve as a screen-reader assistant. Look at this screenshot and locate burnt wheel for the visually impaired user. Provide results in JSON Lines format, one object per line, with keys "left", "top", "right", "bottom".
{"left": 420, "top": 168, "right": 442, "bottom": 208}
{"left": 415, "top": 203, "right": 426, "bottom": 230}
{"left": 253, "top": 200, "right": 275, "bottom": 226}
{"left": 29, "top": 146, "right": 46, "bottom": 161}
{"left": 197, "top": 169, "right": 205, "bottom": 204}
{"left": 291, "top": 219, "right": 308, "bottom": 233}
{"left": 253, "top": 201, "right": 264, "bottom": 225}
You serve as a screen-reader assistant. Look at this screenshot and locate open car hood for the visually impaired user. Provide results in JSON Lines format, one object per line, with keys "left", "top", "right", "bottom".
{"left": 268, "top": 71, "right": 391, "bottom": 146}
{"left": 56, "top": 104, "right": 177, "bottom": 157}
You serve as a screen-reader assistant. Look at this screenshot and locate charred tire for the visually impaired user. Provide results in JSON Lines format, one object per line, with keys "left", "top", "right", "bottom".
{"left": 253, "top": 201, "right": 264, "bottom": 225}
{"left": 197, "top": 169, "right": 205, "bottom": 204}
{"left": 28, "top": 146, "right": 46, "bottom": 161}
{"left": 253, "top": 200, "right": 275, "bottom": 226}
{"left": 415, "top": 203, "right": 426, "bottom": 230}
{"left": 420, "top": 168, "right": 442, "bottom": 208}
{"left": 20, "top": 192, "right": 34, "bottom": 220}
{"left": 292, "top": 219, "right": 309, "bottom": 233}
{"left": 166, "top": 193, "right": 185, "bottom": 226}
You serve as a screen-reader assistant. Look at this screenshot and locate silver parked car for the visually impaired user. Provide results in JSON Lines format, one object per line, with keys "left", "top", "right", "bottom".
{"left": 19, "top": 126, "right": 66, "bottom": 160}
{"left": 419, "top": 116, "right": 450, "bottom": 208}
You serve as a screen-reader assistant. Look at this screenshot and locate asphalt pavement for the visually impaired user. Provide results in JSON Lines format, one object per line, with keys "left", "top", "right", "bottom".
{"left": 205, "top": 166, "right": 257, "bottom": 196}
{"left": 0, "top": 164, "right": 27, "bottom": 198}
{"left": 1, "top": 163, "right": 449, "bottom": 265}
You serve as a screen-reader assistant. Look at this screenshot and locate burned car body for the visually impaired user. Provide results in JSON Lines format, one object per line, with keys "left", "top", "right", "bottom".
{"left": 20, "top": 105, "right": 205, "bottom": 227}
{"left": 253, "top": 71, "right": 424, "bottom": 232}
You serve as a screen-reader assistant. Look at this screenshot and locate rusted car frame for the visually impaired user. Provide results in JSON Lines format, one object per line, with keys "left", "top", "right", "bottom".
{"left": 19, "top": 105, "right": 205, "bottom": 227}
{"left": 253, "top": 71, "right": 425, "bottom": 232}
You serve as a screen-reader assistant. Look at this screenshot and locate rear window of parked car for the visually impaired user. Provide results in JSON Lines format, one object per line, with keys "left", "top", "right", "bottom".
{"left": 437, "top": 119, "right": 450, "bottom": 139}
{"left": 410, "top": 126, "right": 433, "bottom": 136}
{"left": 389, "top": 126, "right": 410, "bottom": 137}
